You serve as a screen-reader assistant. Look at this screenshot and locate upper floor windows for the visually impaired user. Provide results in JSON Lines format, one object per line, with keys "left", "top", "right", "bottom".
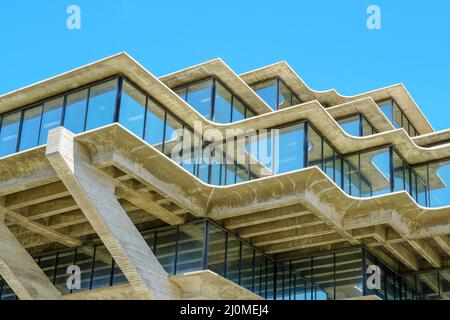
{"left": 174, "top": 78, "right": 255, "bottom": 123}
{"left": 251, "top": 78, "right": 301, "bottom": 110}
{"left": 337, "top": 114, "right": 376, "bottom": 137}
{"left": 378, "top": 99, "right": 418, "bottom": 137}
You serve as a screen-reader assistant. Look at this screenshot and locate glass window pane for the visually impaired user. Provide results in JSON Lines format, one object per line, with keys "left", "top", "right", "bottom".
{"left": 90, "top": 245, "right": 113, "bottom": 290}
{"left": 429, "top": 160, "right": 450, "bottom": 207}
{"left": 274, "top": 123, "right": 305, "bottom": 174}
{"left": 38, "top": 97, "right": 64, "bottom": 145}
{"left": 343, "top": 156, "right": 360, "bottom": 197}
{"left": 254, "top": 79, "right": 277, "bottom": 110}
{"left": 359, "top": 147, "right": 391, "bottom": 197}
{"left": 64, "top": 89, "right": 88, "bottom": 134}
{"left": 0, "top": 112, "right": 21, "bottom": 157}
{"left": 144, "top": 99, "right": 166, "bottom": 150}
{"left": 393, "top": 151, "right": 406, "bottom": 192}
{"left": 164, "top": 113, "right": 183, "bottom": 156}
{"left": 119, "top": 81, "right": 146, "bottom": 137}
{"left": 232, "top": 98, "right": 246, "bottom": 122}
{"left": 19, "top": 106, "right": 42, "bottom": 151}
{"left": 225, "top": 236, "right": 241, "bottom": 284}
{"left": 361, "top": 116, "right": 374, "bottom": 136}
{"left": 393, "top": 103, "right": 402, "bottom": 129}
{"left": 85, "top": 80, "right": 117, "bottom": 130}
{"left": 335, "top": 249, "right": 363, "bottom": 299}
{"left": 307, "top": 126, "right": 322, "bottom": 169}
{"left": 323, "top": 142, "right": 334, "bottom": 182}
{"left": 240, "top": 246, "right": 255, "bottom": 292}
{"left": 338, "top": 115, "right": 360, "bottom": 137}
{"left": 155, "top": 228, "right": 177, "bottom": 275}
{"left": 213, "top": 82, "right": 232, "bottom": 123}
{"left": 413, "top": 166, "right": 428, "bottom": 206}
{"left": 207, "top": 224, "right": 227, "bottom": 276}
{"left": 176, "top": 223, "right": 204, "bottom": 274}
{"left": 278, "top": 81, "right": 292, "bottom": 109}
{"left": 186, "top": 79, "right": 213, "bottom": 120}
{"left": 379, "top": 101, "right": 393, "bottom": 123}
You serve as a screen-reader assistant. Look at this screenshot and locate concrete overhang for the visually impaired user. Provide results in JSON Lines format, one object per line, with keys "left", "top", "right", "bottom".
{"left": 240, "top": 61, "right": 434, "bottom": 135}
{"left": 0, "top": 52, "right": 423, "bottom": 143}
{"left": 66, "top": 124, "right": 450, "bottom": 240}
{"left": 159, "top": 58, "right": 273, "bottom": 115}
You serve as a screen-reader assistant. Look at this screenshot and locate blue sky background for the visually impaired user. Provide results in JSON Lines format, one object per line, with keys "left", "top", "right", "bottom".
{"left": 0, "top": 0, "right": 449, "bottom": 130}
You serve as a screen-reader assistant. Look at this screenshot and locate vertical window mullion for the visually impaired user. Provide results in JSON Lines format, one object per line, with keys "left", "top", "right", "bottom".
{"left": 210, "top": 78, "right": 216, "bottom": 121}
{"left": 83, "top": 87, "right": 91, "bottom": 132}
{"left": 113, "top": 76, "right": 123, "bottom": 123}
{"left": 15, "top": 110, "right": 25, "bottom": 152}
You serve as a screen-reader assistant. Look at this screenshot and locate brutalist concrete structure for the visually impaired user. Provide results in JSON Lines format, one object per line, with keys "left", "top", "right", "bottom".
{"left": 0, "top": 53, "right": 450, "bottom": 300}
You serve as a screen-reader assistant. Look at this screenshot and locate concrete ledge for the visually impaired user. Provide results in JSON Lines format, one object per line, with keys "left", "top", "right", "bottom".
{"left": 171, "top": 270, "right": 263, "bottom": 300}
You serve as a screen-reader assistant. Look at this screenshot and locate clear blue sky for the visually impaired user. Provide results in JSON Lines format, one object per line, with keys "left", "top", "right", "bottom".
{"left": 1, "top": 0, "right": 449, "bottom": 130}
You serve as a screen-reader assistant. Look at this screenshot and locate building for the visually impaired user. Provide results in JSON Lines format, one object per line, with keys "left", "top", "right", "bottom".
{"left": 0, "top": 52, "right": 449, "bottom": 300}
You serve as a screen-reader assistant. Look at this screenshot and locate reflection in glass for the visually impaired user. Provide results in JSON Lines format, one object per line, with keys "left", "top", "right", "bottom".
{"left": 19, "top": 106, "right": 42, "bottom": 151}
{"left": 85, "top": 80, "right": 117, "bottom": 130}
{"left": 186, "top": 79, "right": 213, "bottom": 120}
{"left": 119, "top": 81, "right": 146, "bottom": 137}
{"left": 64, "top": 89, "right": 88, "bottom": 134}
{"left": 38, "top": 97, "right": 64, "bottom": 145}
{"left": 0, "top": 112, "right": 21, "bottom": 157}
{"left": 254, "top": 79, "right": 277, "bottom": 110}
{"left": 213, "top": 82, "right": 232, "bottom": 123}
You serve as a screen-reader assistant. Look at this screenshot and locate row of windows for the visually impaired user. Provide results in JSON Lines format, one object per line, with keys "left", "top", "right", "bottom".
{"left": 174, "top": 77, "right": 255, "bottom": 123}
{"left": 0, "top": 220, "right": 329, "bottom": 300}
{"left": 250, "top": 78, "right": 302, "bottom": 110}
{"left": 0, "top": 76, "right": 446, "bottom": 209}
{"left": 379, "top": 99, "right": 419, "bottom": 137}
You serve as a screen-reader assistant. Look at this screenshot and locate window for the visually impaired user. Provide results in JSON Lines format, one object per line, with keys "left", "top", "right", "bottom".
{"left": 232, "top": 98, "right": 246, "bottom": 122}
{"left": 254, "top": 79, "right": 278, "bottom": 110}
{"left": 119, "top": 81, "right": 146, "bottom": 137}
{"left": 38, "top": 97, "right": 64, "bottom": 145}
{"left": 64, "top": 89, "right": 88, "bottom": 134}
{"left": 0, "top": 112, "right": 21, "bottom": 157}
{"left": 278, "top": 81, "right": 292, "bottom": 109}
{"left": 186, "top": 79, "right": 213, "bottom": 120}
{"left": 19, "top": 106, "right": 42, "bottom": 151}
{"left": 213, "top": 82, "right": 232, "bottom": 123}
{"left": 428, "top": 160, "right": 450, "bottom": 207}
{"left": 85, "top": 80, "right": 117, "bottom": 130}
{"left": 274, "top": 123, "right": 305, "bottom": 174}
{"left": 307, "top": 126, "right": 323, "bottom": 169}
{"left": 144, "top": 99, "right": 166, "bottom": 150}
{"left": 338, "top": 116, "right": 360, "bottom": 137}
{"left": 337, "top": 115, "right": 375, "bottom": 137}
{"left": 253, "top": 78, "right": 300, "bottom": 110}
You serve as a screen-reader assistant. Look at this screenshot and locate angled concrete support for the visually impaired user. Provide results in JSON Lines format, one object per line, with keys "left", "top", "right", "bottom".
{"left": 0, "top": 211, "right": 61, "bottom": 300}
{"left": 45, "top": 127, "right": 180, "bottom": 299}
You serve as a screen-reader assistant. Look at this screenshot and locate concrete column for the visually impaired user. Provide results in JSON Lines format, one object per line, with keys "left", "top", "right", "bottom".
{"left": 45, "top": 127, "right": 180, "bottom": 299}
{"left": 0, "top": 218, "right": 61, "bottom": 300}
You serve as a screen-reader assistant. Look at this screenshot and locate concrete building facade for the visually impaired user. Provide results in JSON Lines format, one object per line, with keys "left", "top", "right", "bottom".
{"left": 0, "top": 53, "right": 450, "bottom": 300}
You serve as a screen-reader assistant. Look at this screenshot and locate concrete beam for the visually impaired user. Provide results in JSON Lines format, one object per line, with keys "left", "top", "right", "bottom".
{"left": 45, "top": 127, "right": 180, "bottom": 300}
{"left": 0, "top": 206, "right": 82, "bottom": 247}
{"left": 264, "top": 233, "right": 345, "bottom": 254}
{"left": 251, "top": 224, "right": 333, "bottom": 246}
{"left": 238, "top": 214, "right": 321, "bottom": 238}
{"left": 225, "top": 203, "right": 309, "bottom": 229}
{"left": 0, "top": 219, "right": 61, "bottom": 300}
{"left": 408, "top": 239, "right": 442, "bottom": 268}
